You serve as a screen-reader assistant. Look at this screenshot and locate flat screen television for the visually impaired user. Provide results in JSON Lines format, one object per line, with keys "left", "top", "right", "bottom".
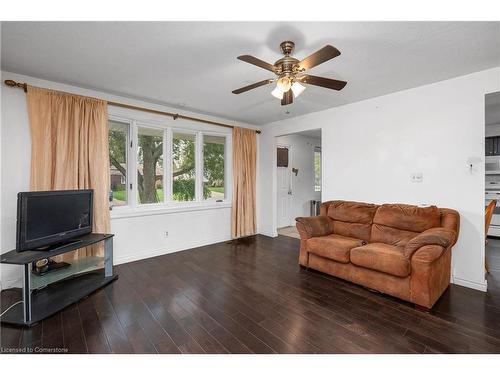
{"left": 16, "top": 189, "right": 93, "bottom": 251}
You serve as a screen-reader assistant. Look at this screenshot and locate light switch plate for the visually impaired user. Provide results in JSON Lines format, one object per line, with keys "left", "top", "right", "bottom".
{"left": 410, "top": 172, "right": 423, "bottom": 183}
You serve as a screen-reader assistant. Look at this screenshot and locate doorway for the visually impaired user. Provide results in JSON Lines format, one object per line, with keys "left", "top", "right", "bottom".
{"left": 486, "top": 91, "right": 500, "bottom": 295}
{"left": 276, "top": 144, "right": 293, "bottom": 229}
{"left": 275, "top": 129, "right": 322, "bottom": 239}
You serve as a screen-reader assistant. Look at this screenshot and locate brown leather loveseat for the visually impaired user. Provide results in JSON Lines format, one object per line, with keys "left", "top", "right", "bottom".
{"left": 296, "top": 200, "right": 460, "bottom": 309}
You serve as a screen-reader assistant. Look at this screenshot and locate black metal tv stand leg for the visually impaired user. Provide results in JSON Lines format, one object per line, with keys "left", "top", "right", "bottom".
{"left": 104, "top": 237, "right": 113, "bottom": 277}
{"left": 22, "top": 263, "right": 32, "bottom": 323}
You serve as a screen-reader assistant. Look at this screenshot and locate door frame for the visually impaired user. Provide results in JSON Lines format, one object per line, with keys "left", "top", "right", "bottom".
{"left": 276, "top": 143, "right": 294, "bottom": 228}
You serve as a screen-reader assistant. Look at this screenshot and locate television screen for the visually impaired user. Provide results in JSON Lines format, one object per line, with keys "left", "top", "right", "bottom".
{"left": 16, "top": 190, "right": 93, "bottom": 251}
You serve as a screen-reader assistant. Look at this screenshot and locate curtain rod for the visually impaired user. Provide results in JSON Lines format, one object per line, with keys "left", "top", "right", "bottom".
{"left": 3, "top": 79, "right": 261, "bottom": 134}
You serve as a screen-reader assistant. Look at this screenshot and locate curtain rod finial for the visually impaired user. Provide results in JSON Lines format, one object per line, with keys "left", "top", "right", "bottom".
{"left": 4, "top": 79, "right": 17, "bottom": 87}
{"left": 4, "top": 79, "right": 27, "bottom": 92}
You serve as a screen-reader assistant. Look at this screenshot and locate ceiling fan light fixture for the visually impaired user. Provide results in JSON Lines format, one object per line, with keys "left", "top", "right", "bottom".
{"left": 271, "top": 86, "right": 284, "bottom": 99}
{"left": 291, "top": 82, "right": 306, "bottom": 98}
{"left": 276, "top": 76, "right": 292, "bottom": 92}
{"left": 232, "top": 41, "right": 346, "bottom": 106}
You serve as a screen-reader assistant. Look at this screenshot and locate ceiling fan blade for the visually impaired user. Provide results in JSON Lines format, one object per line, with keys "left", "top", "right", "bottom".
{"left": 237, "top": 55, "right": 276, "bottom": 73}
{"left": 300, "top": 74, "right": 347, "bottom": 91}
{"left": 232, "top": 79, "right": 273, "bottom": 94}
{"left": 281, "top": 89, "right": 293, "bottom": 106}
{"left": 297, "top": 45, "right": 341, "bottom": 71}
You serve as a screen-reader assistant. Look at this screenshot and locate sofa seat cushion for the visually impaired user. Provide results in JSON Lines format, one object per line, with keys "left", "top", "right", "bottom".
{"left": 307, "top": 234, "right": 365, "bottom": 263}
{"left": 350, "top": 243, "right": 410, "bottom": 277}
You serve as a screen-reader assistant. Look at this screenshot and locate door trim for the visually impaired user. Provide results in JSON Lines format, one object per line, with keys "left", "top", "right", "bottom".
{"left": 276, "top": 144, "right": 293, "bottom": 228}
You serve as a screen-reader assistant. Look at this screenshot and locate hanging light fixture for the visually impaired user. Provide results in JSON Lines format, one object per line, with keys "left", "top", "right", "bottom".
{"left": 276, "top": 76, "right": 292, "bottom": 92}
{"left": 291, "top": 82, "right": 306, "bottom": 98}
{"left": 271, "top": 86, "right": 284, "bottom": 99}
{"left": 271, "top": 79, "right": 306, "bottom": 100}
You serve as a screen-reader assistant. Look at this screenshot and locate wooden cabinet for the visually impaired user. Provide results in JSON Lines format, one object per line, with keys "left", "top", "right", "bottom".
{"left": 486, "top": 136, "right": 500, "bottom": 155}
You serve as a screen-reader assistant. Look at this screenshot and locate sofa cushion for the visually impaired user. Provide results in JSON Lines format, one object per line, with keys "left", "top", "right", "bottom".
{"left": 373, "top": 204, "right": 441, "bottom": 232}
{"left": 327, "top": 201, "right": 378, "bottom": 241}
{"left": 370, "top": 223, "right": 419, "bottom": 247}
{"left": 331, "top": 221, "right": 372, "bottom": 242}
{"left": 370, "top": 204, "right": 441, "bottom": 245}
{"left": 327, "top": 200, "right": 378, "bottom": 224}
{"left": 350, "top": 243, "right": 410, "bottom": 277}
{"left": 307, "top": 234, "right": 365, "bottom": 263}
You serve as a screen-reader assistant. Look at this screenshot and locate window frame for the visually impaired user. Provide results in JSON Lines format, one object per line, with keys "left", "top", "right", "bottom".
{"left": 135, "top": 121, "right": 168, "bottom": 207}
{"left": 170, "top": 128, "right": 199, "bottom": 204}
{"left": 201, "top": 131, "right": 229, "bottom": 202}
{"left": 108, "top": 115, "right": 231, "bottom": 217}
{"left": 108, "top": 115, "right": 133, "bottom": 209}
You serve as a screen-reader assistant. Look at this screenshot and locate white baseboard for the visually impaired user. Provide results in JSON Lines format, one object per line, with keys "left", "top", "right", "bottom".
{"left": 451, "top": 276, "right": 488, "bottom": 292}
{"left": 113, "top": 235, "right": 231, "bottom": 265}
{"left": 258, "top": 231, "right": 278, "bottom": 238}
{"left": 258, "top": 229, "right": 278, "bottom": 238}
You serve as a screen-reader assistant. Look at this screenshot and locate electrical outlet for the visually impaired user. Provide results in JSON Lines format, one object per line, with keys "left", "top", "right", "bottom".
{"left": 410, "top": 172, "right": 423, "bottom": 183}
{"left": 164, "top": 231, "right": 169, "bottom": 238}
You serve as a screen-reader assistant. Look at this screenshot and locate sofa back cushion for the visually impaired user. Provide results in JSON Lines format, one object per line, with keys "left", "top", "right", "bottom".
{"left": 327, "top": 201, "right": 378, "bottom": 241}
{"left": 371, "top": 204, "right": 441, "bottom": 246}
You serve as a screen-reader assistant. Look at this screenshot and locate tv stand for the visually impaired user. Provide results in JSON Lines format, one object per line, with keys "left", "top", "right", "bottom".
{"left": 0, "top": 233, "right": 117, "bottom": 326}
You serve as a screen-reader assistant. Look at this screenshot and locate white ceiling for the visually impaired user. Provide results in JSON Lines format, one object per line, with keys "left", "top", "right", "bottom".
{"left": 2, "top": 22, "right": 499, "bottom": 125}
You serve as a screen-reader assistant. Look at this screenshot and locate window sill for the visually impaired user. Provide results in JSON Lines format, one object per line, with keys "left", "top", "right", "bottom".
{"left": 110, "top": 201, "right": 232, "bottom": 220}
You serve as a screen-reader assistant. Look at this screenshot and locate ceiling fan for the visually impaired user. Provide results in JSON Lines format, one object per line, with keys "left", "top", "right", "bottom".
{"left": 232, "top": 41, "right": 347, "bottom": 106}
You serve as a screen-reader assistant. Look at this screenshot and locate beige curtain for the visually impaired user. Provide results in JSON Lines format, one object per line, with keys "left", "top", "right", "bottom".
{"left": 26, "top": 86, "right": 110, "bottom": 259}
{"left": 231, "top": 127, "right": 257, "bottom": 238}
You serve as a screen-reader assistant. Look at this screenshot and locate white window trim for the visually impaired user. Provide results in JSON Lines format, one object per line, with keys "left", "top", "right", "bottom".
{"left": 171, "top": 127, "right": 199, "bottom": 204}
{"left": 201, "top": 131, "right": 231, "bottom": 203}
{"left": 109, "top": 115, "right": 232, "bottom": 218}
{"left": 111, "top": 201, "right": 232, "bottom": 220}
{"left": 135, "top": 121, "right": 167, "bottom": 206}
{"left": 109, "top": 115, "right": 133, "bottom": 210}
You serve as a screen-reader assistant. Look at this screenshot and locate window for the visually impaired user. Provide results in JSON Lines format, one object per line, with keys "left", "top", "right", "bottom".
{"left": 108, "top": 120, "right": 129, "bottom": 206}
{"left": 137, "top": 126, "right": 164, "bottom": 204}
{"left": 172, "top": 132, "right": 196, "bottom": 202}
{"left": 108, "top": 117, "right": 229, "bottom": 211}
{"left": 314, "top": 147, "right": 321, "bottom": 192}
{"left": 203, "top": 135, "right": 226, "bottom": 201}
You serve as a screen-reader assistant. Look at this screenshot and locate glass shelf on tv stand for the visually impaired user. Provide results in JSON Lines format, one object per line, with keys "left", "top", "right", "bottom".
{"left": 31, "top": 255, "right": 104, "bottom": 291}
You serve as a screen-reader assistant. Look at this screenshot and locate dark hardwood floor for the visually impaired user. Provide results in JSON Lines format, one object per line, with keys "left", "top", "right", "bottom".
{"left": 2, "top": 234, "right": 500, "bottom": 354}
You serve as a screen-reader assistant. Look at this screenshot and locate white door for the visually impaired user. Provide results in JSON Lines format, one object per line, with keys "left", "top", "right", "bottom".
{"left": 277, "top": 153, "right": 292, "bottom": 228}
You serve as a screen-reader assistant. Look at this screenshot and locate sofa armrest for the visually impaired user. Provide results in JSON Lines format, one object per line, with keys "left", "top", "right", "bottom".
{"left": 411, "top": 244, "right": 446, "bottom": 264}
{"left": 410, "top": 244, "right": 451, "bottom": 308}
{"left": 295, "top": 216, "right": 333, "bottom": 240}
{"left": 404, "top": 227, "right": 456, "bottom": 258}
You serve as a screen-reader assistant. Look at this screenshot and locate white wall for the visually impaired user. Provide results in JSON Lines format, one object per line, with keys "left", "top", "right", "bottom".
{"left": 0, "top": 71, "right": 258, "bottom": 289}
{"left": 276, "top": 133, "right": 321, "bottom": 222}
{"left": 258, "top": 67, "right": 500, "bottom": 292}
